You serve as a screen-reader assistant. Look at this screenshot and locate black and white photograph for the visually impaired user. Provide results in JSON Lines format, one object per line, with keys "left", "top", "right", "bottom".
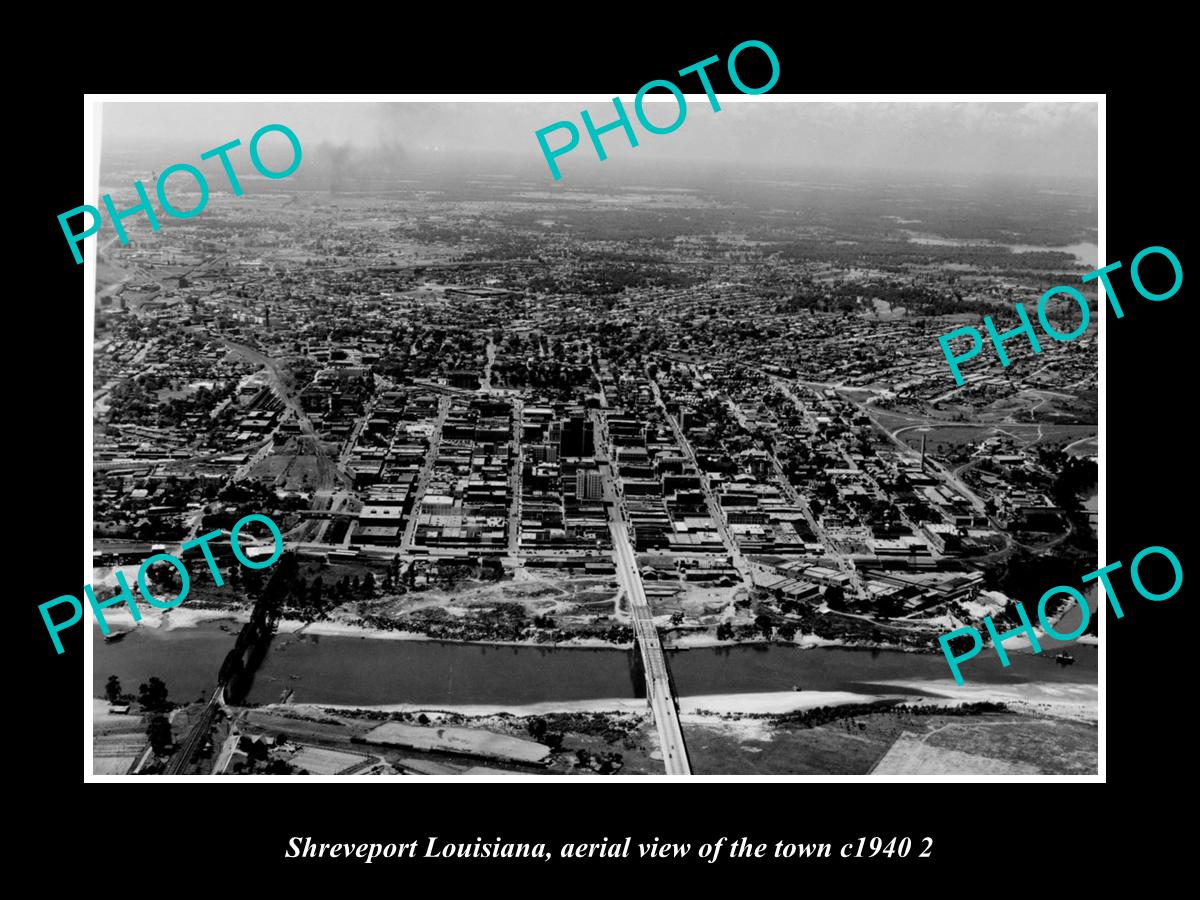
{"left": 84, "top": 97, "right": 1102, "bottom": 779}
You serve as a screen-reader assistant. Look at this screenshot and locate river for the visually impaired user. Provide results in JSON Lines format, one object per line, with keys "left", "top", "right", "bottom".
{"left": 94, "top": 621, "right": 1096, "bottom": 708}
{"left": 1006, "top": 241, "right": 1099, "bottom": 269}
{"left": 900, "top": 231, "right": 1099, "bottom": 269}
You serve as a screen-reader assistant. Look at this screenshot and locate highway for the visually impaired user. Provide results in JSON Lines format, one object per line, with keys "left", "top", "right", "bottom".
{"left": 605, "top": 478, "right": 692, "bottom": 775}
{"left": 400, "top": 396, "right": 450, "bottom": 551}
{"left": 595, "top": 411, "right": 692, "bottom": 776}
{"left": 507, "top": 398, "right": 524, "bottom": 556}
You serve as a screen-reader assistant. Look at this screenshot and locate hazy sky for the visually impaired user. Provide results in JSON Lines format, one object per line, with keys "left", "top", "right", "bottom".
{"left": 101, "top": 100, "right": 1098, "bottom": 181}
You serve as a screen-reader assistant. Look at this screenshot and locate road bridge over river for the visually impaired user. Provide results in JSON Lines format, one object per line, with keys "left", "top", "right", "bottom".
{"left": 596, "top": 410, "right": 692, "bottom": 775}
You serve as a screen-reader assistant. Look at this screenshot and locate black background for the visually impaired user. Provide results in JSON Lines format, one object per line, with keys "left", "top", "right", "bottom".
{"left": 20, "top": 20, "right": 1189, "bottom": 884}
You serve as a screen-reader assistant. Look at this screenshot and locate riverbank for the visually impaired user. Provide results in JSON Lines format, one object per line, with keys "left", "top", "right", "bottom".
{"left": 98, "top": 605, "right": 243, "bottom": 633}
{"left": 93, "top": 606, "right": 629, "bottom": 648}
{"left": 293, "top": 618, "right": 898, "bottom": 653}
{"left": 869, "top": 678, "right": 1098, "bottom": 722}
{"left": 984, "top": 586, "right": 1099, "bottom": 653}
{"left": 95, "top": 604, "right": 889, "bottom": 653}
{"left": 97, "top": 602, "right": 1094, "bottom": 659}
{"left": 665, "top": 631, "right": 848, "bottom": 650}
{"left": 269, "top": 676, "right": 1096, "bottom": 723}
{"left": 280, "top": 619, "right": 631, "bottom": 649}
{"left": 278, "top": 689, "right": 882, "bottom": 719}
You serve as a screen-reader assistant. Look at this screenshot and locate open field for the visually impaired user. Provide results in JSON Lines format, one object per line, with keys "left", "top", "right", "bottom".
{"left": 1066, "top": 436, "right": 1098, "bottom": 457}
{"left": 897, "top": 423, "right": 1096, "bottom": 451}
{"left": 362, "top": 721, "right": 551, "bottom": 764}
{"left": 871, "top": 732, "right": 1040, "bottom": 774}
{"left": 94, "top": 745, "right": 142, "bottom": 775}
{"left": 93, "top": 699, "right": 147, "bottom": 775}
{"left": 921, "top": 718, "right": 1094, "bottom": 771}
{"left": 682, "top": 706, "right": 1096, "bottom": 775}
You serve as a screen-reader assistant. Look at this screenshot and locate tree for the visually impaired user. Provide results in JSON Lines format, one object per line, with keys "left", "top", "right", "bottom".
{"left": 138, "top": 677, "right": 170, "bottom": 712}
{"left": 824, "top": 585, "right": 847, "bottom": 611}
{"left": 309, "top": 577, "right": 324, "bottom": 610}
{"left": 716, "top": 622, "right": 734, "bottom": 641}
{"left": 754, "top": 614, "right": 774, "bottom": 640}
{"left": 243, "top": 569, "right": 263, "bottom": 597}
{"left": 777, "top": 622, "right": 797, "bottom": 641}
{"left": 362, "top": 573, "right": 376, "bottom": 597}
{"left": 146, "top": 562, "right": 183, "bottom": 601}
{"left": 247, "top": 740, "right": 269, "bottom": 763}
{"left": 146, "top": 715, "right": 173, "bottom": 755}
{"left": 105, "top": 675, "right": 123, "bottom": 704}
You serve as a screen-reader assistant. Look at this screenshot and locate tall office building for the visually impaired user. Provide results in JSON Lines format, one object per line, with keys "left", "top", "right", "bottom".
{"left": 561, "top": 415, "right": 594, "bottom": 458}
{"left": 576, "top": 468, "right": 604, "bottom": 501}
{"left": 531, "top": 443, "right": 560, "bottom": 463}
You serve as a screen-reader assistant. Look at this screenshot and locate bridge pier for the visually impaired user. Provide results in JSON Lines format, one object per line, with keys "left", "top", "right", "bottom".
{"left": 631, "top": 635, "right": 647, "bottom": 702}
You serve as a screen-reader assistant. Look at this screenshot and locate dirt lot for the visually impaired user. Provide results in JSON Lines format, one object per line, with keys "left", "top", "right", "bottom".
{"left": 322, "top": 567, "right": 631, "bottom": 644}
{"left": 362, "top": 721, "right": 550, "bottom": 764}
{"left": 646, "top": 583, "right": 741, "bottom": 619}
